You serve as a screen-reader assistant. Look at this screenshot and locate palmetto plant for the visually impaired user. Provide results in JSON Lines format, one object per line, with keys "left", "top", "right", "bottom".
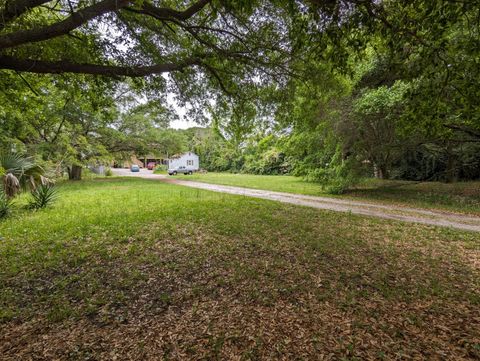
{"left": 27, "top": 184, "right": 58, "bottom": 210}
{"left": 0, "top": 190, "right": 12, "bottom": 219}
{"left": 0, "top": 152, "right": 48, "bottom": 198}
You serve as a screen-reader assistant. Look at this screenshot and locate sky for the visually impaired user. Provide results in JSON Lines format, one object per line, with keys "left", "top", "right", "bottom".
{"left": 165, "top": 83, "right": 214, "bottom": 130}
{"left": 166, "top": 92, "right": 200, "bottom": 129}
{"left": 170, "top": 117, "right": 198, "bottom": 129}
{"left": 99, "top": 26, "right": 203, "bottom": 130}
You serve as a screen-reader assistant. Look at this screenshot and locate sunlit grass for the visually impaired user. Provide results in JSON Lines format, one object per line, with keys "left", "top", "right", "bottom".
{"left": 0, "top": 178, "right": 479, "bottom": 359}
{"left": 174, "top": 172, "right": 480, "bottom": 214}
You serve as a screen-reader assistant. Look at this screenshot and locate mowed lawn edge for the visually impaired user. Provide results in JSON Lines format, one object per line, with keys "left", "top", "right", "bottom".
{"left": 0, "top": 178, "right": 479, "bottom": 360}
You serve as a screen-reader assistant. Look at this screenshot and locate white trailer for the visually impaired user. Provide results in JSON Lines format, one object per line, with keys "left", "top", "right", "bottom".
{"left": 167, "top": 152, "right": 200, "bottom": 175}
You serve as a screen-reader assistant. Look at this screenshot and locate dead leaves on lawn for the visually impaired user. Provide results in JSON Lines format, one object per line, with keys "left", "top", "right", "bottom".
{"left": 1, "top": 213, "right": 479, "bottom": 360}
{"left": 2, "top": 296, "right": 479, "bottom": 360}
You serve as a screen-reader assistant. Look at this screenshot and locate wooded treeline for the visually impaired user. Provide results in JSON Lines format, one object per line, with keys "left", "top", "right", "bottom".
{"left": 1, "top": 0, "right": 479, "bottom": 189}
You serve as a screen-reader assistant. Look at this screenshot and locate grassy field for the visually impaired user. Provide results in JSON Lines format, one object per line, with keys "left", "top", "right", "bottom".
{"left": 0, "top": 178, "right": 479, "bottom": 360}
{"left": 175, "top": 172, "right": 480, "bottom": 214}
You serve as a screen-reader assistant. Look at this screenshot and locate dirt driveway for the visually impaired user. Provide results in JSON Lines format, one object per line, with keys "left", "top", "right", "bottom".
{"left": 112, "top": 168, "right": 480, "bottom": 232}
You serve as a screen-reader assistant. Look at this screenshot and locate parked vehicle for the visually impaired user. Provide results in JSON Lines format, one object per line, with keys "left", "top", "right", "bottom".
{"left": 147, "top": 162, "right": 156, "bottom": 170}
{"left": 168, "top": 166, "right": 194, "bottom": 175}
{"left": 130, "top": 164, "right": 140, "bottom": 172}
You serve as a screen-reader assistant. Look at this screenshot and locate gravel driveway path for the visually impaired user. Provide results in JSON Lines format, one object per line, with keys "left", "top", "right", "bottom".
{"left": 113, "top": 169, "right": 480, "bottom": 232}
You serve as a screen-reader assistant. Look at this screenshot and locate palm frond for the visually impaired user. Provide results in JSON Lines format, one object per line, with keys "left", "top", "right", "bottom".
{"left": 0, "top": 151, "right": 46, "bottom": 196}
{"left": 3, "top": 173, "right": 20, "bottom": 198}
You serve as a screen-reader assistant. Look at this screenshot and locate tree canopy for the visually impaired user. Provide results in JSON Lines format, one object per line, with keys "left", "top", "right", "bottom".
{"left": 1, "top": 0, "right": 479, "bottom": 186}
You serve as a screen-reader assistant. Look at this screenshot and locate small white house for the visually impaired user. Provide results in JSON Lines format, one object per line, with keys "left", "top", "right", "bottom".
{"left": 168, "top": 152, "right": 200, "bottom": 170}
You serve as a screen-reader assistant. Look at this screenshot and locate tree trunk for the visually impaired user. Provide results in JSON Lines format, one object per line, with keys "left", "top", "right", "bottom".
{"left": 374, "top": 163, "right": 390, "bottom": 179}
{"left": 444, "top": 142, "right": 457, "bottom": 183}
{"left": 379, "top": 164, "right": 390, "bottom": 180}
{"left": 68, "top": 165, "right": 82, "bottom": 180}
{"left": 445, "top": 155, "right": 457, "bottom": 183}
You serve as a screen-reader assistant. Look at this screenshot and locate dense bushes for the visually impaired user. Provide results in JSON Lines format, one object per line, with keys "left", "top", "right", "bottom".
{"left": 242, "top": 148, "right": 290, "bottom": 175}
{"left": 191, "top": 132, "right": 291, "bottom": 176}
{"left": 391, "top": 143, "right": 480, "bottom": 182}
{"left": 302, "top": 149, "right": 359, "bottom": 194}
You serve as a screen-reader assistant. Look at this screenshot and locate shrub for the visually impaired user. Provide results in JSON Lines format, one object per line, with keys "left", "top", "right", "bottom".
{"left": 27, "top": 184, "right": 58, "bottom": 210}
{"left": 105, "top": 168, "right": 113, "bottom": 177}
{"left": 0, "top": 190, "right": 12, "bottom": 219}
{"left": 242, "top": 148, "right": 291, "bottom": 175}
{"left": 155, "top": 164, "right": 167, "bottom": 171}
{"left": 305, "top": 166, "right": 357, "bottom": 194}
{"left": 81, "top": 168, "right": 100, "bottom": 180}
{"left": 304, "top": 147, "right": 359, "bottom": 194}
{"left": 154, "top": 165, "right": 167, "bottom": 174}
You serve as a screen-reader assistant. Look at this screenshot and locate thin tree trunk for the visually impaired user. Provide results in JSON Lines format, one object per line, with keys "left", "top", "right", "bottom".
{"left": 445, "top": 142, "right": 457, "bottom": 183}
{"left": 445, "top": 155, "right": 457, "bottom": 183}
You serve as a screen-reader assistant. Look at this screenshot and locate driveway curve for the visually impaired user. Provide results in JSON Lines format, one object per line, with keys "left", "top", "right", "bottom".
{"left": 112, "top": 169, "right": 480, "bottom": 232}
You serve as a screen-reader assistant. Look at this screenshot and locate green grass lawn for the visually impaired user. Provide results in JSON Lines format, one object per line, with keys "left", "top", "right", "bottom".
{"left": 178, "top": 172, "right": 325, "bottom": 195}
{"left": 1, "top": 178, "right": 479, "bottom": 360}
{"left": 175, "top": 172, "right": 480, "bottom": 214}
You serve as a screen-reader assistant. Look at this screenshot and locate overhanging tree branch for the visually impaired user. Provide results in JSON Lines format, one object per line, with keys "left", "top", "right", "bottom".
{"left": 0, "top": 55, "right": 204, "bottom": 77}
{"left": 0, "top": 0, "right": 212, "bottom": 50}
{"left": 0, "top": 0, "right": 132, "bottom": 49}
{"left": 0, "top": 0, "right": 51, "bottom": 31}
{"left": 138, "top": 0, "right": 211, "bottom": 21}
{"left": 200, "top": 62, "right": 233, "bottom": 95}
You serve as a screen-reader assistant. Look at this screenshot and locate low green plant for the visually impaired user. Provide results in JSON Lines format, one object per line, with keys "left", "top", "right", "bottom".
{"left": 304, "top": 147, "right": 359, "bottom": 194}
{"left": 155, "top": 164, "right": 167, "bottom": 171}
{"left": 0, "top": 190, "right": 12, "bottom": 219}
{"left": 27, "top": 184, "right": 58, "bottom": 210}
{"left": 153, "top": 164, "right": 168, "bottom": 174}
{"left": 104, "top": 168, "right": 113, "bottom": 177}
